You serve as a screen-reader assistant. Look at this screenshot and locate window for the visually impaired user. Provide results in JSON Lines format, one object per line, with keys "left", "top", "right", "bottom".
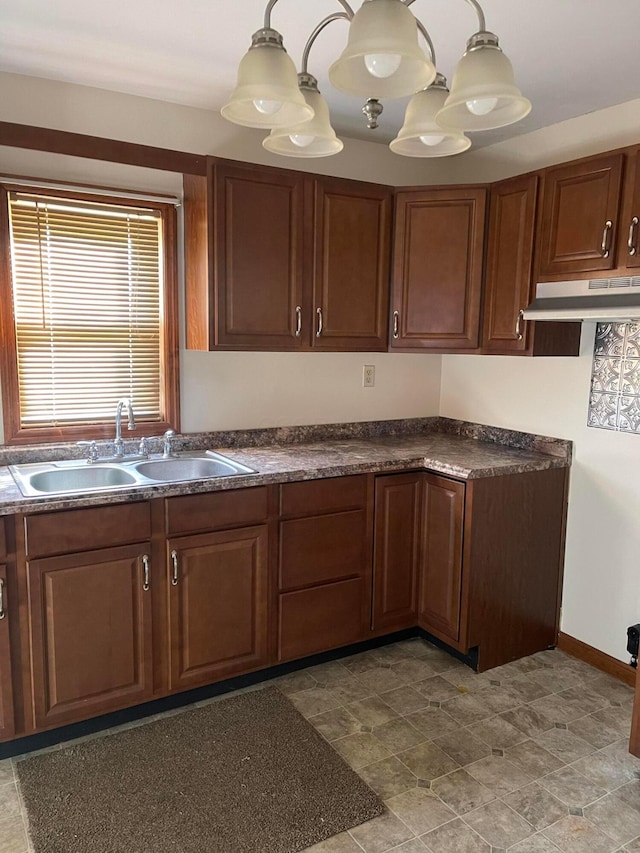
{"left": 0, "top": 185, "right": 179, "bottom": 444}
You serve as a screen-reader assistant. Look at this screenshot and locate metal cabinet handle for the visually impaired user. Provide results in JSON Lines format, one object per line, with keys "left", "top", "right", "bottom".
{"left": 628, "top": 217, "right": 639, "bottom": 256}
{"left": 170, "top": 550, "right": 179, "bottom": 586}
{"left": 0, "top": 578, "right": 5, "bottom": 620}
{"left": 515, "top": 309, "right": 525, "bottom": 341}
{"left": 316, "top": 307, "right": 323, "bottom": 337}
{"left": 392, "top": 310, "right": 399, "bottom": 339}
{"left": 142, "top": 554, "right": 150, "bottom": 592}
{"left": 601, "top": 220, "right": 613, "bottom": 258}
{"left": 295, "top": 306, "right": 302, "bottom": 337}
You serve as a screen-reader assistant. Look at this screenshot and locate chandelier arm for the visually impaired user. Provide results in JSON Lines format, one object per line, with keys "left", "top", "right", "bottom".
{"left": 264, "top": 0, "right": 354, "bottom": 29}
{"left": 402, "top": 0, "right": 486, "bottom": 33}
{"left": 415, "top": 19, "right": 436, "bottom": 67}
{"left": 302, "top": 13, "right": 351, "bottom": 74}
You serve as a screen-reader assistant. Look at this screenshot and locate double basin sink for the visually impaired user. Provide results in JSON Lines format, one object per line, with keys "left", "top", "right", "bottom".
{"left": 9, "top": 451, "right": 256, "bottom": 497}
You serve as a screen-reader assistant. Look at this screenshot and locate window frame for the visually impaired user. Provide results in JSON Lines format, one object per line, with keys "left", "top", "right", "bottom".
{"left": 0, "top": 182, "right": 180, "bottom": 445}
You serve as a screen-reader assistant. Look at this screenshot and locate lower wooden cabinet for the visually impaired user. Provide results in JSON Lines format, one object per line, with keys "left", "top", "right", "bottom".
{"left": 277, "top": 476, "right": 372, "bottom": 662}
{"left": 167, "top": 526, "right": 269, "bottom": 691}
{"left": 27, "top": 544, "right": 154, "bottom": 729}
{"left": 372, "top": 473, "right": 421, "bottom": 632}
{"left": 419, "top": 475, "right": 465, "bottom": 645}
{"left": 0, "top": 563, "right": 14, "bottom": 741}
{"left": 2, "top": 465, "right": 569, "bottom": 743}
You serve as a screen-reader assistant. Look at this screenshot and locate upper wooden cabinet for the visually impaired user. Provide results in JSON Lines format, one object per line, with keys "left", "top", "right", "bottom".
{"left": 482, "top": 174, "right": 581, "bottom": 357}
{"left": 312, "top": 178, "right": 391, "bottom": 351}
{"left": 184, "top": 159, "right": 392, "bottom": 352}
{"left": 391, "top": 186, "right": 486, "bottom": 351}
{"left": 619, "top": 146, "right": 640, "bottom": 271}
{"left": 537, "top": 152, "right": 624, "bottom": 280}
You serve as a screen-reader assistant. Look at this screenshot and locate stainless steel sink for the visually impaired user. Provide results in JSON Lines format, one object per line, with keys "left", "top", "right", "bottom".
{"left": 23, "top": 465, "right": 138, "bottom": 495}
{"left": 133, "top": 457, "right": 243, "bottom": 482}
{"left": 9, "top": 451, "right": 256, "bottom": 497}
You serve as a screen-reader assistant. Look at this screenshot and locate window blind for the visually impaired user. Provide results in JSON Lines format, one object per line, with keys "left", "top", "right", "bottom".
{"left": 7, "top": 191, "right": 164, "bottom": 429}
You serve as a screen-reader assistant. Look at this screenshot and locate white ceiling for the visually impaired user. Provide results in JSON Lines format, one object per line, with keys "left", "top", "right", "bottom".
{"left": 1, "top": 0, "right": 640, "bottom": 150}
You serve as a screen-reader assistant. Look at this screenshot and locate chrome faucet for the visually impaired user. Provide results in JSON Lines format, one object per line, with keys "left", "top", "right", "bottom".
{"left": 114, "top": 398, "right": 136, "bottom": 457}
{"left": 162, "top": 429, "right": 176, "bottom": 459}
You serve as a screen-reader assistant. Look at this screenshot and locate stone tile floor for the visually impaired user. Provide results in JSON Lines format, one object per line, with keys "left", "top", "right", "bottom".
{"left": 1, "top": 638, "right": 638, "bottom": 852}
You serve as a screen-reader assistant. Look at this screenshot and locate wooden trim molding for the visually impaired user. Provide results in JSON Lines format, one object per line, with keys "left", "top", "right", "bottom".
{"left": 557, "top": 632, "right": 636, "bottom": 687}
{"left": 0, "top": 122, "right": 207, "bottom": 176}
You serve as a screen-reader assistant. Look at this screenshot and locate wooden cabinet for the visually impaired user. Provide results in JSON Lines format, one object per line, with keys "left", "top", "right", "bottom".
{"left": 391, "top": 186, "right": 486, "bottom": 351}
{"left": 27, "top": 544, "right": 154, "bottom": 729}
{"left": 619, "top": 146, "right": 640, "bottom": 271}
{"left": 184, "top": 159, "right": 392, "bottom": 352}
{"left": 277, "top": 476, "right": 372, "bottom": 661}
{"left": 312, "top": 178, "right": 391, "bottom": 351}
{"left": 419, "top": 474, "right": 465, "bottom": 645}
{"left": 482, "top": 174, "right": 581, "bottom": 357}
{"left": 0, "top": 517, "right": 14, "bottom": 740}
{"left": 372, "top": 473, "right": 421, "bottom": 632}
{"left": 537, "top": 153, "right": 624, "bottom": 280}
{"left": 167, "top": 526, "right": 269, "bottom": 692}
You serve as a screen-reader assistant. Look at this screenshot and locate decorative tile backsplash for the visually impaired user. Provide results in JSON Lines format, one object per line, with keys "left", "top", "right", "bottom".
{"left": 589, "top": 323, "right": 640, "bottom": 433}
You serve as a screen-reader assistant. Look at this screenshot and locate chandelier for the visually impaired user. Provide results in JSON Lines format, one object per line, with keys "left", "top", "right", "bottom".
{"left": 221, "top": 0, "right": 531, "bottom": 159}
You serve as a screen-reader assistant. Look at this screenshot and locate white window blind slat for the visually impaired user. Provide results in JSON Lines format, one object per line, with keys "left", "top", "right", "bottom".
{"left": 8, "top": 191, "right": 165, "bottom": 430}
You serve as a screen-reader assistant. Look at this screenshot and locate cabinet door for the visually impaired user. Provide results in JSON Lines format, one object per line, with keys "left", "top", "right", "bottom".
{"left": 538, "top": 153, "right": 624, "bottom": 279}
{"left": 167, "top": 526, "right": 269, "bottom": 691}
{"left": 372, "top": 474, "right": 421, "bottom": 632}
{"left": 391, "top": 187, "right": 486, "bottom": 350}
{"left": 27, "top": 544, "right": 154, "bottom": 729}
{"left": 619, "top": 146, "right": 640, "bottom": 271}
{"left": 419, "top": 474, "right": 465, "bottom": 645}
{"left": 0, "top": 564, "right": 14, "bottom": 741}
{"left": 312, "top": 178, "right": 391, "bottom": 351}
{"left": 483, "top": 174, "right": 539, "bottom": 353}
{"left": 214, "top": 162, "right": 307, "bottom": 349}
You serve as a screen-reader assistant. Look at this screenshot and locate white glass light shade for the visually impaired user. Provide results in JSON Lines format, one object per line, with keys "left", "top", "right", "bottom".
{"left": 221, "top": 41, "right": 314, "bottom": 129}
{"left": 437, "top": 41, "right": 531, "bottom": 132}
{"left": 390, "top": 84, "right": 471, "bottom": 157}
{"left": 328, "top": 0, "right": 435, "bottom": 98}
{"left": 263, "top": 86, "right": 343, "bottom": 158}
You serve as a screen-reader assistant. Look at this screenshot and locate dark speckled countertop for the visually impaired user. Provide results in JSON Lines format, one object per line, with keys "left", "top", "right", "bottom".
{"left": 0, "top": 418, "right": 572, "bottom": 516}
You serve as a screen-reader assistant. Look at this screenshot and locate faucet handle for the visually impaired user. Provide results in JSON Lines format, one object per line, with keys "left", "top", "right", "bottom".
{"left": 162, "top": 429, "right": 177, "bottom": 459}
{"left": 138, "top": 437, "right": 150, "bottom": 458}
{"left": 77, "top": 440, "right": 99, "bottom": 463}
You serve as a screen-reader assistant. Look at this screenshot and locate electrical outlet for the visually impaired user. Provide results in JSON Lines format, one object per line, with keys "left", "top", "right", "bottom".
{"left": 363, "top": 365, "right": 375, "bottom": 387}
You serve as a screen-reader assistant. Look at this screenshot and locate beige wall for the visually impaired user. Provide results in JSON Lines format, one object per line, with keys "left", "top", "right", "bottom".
{"left": 2, "top": 73, "right": 640, "bottom": 663}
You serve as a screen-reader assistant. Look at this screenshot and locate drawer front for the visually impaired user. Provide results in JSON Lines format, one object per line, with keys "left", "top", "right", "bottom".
{"left": 0, "top": 519, "right": 5, "bottom": 560}
{"left": 280, "top": 475, "right": 367, "bottom": 518}
{"left": 279, "top": 510, "right": 367, "bottom": 591}
{"left": 166, "top": 487, "right": 269, "bottom": 535}
{"left": 24, "top": 502, "right": 151, "bottom": 558}
{"left": 278, "top": 578, "right": 367, "bottom": 662}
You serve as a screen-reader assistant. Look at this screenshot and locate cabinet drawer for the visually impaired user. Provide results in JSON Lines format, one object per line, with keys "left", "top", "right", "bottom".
{"left": 0, "top": 519, "right": 5, "bottom": 560}
{"left": 24, "top": 502, "right": 151, "bottom": 558}
{"left": 279, "top": 510, "right": 367, "bottom": 590}
{"left": 280, "top": 475, "right": 367, "bottom": 518}
{"left": 278, "top": 578, "right": 367, "bottom": 661}
{"left": 166, "top": 486, "right": 269, "bottom": 535}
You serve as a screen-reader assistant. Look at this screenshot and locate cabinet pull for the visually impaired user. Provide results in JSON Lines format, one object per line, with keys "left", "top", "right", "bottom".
{"left": 515, "top": 309, "right": 525, "bottom": 341}
{"left": 170, "top": 550, "right": 179, "bottom": 586}
{"left": 629, "top": 217, "right": 639, "bottom": 256}
{"left": 142, "top": 554, "right": 150, "bottom": 592}
{"left": 601, "top": 220, "right": 613, "bottom": 258}
{"left": 0, "top": 578, "right": 5, "bottom": 620}
{"left": 392, "top": 310, "right": 399, "bottom": 339}
{"left": 316, "top": 307, "right": 323, "bottom": 337}
{"left": 295, "top": 306, "right": 302, "bottom": 337}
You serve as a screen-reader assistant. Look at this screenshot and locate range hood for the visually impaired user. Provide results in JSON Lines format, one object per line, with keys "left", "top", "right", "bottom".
{"left": 523, "top": 276, "right": 640, "bottom": 322}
